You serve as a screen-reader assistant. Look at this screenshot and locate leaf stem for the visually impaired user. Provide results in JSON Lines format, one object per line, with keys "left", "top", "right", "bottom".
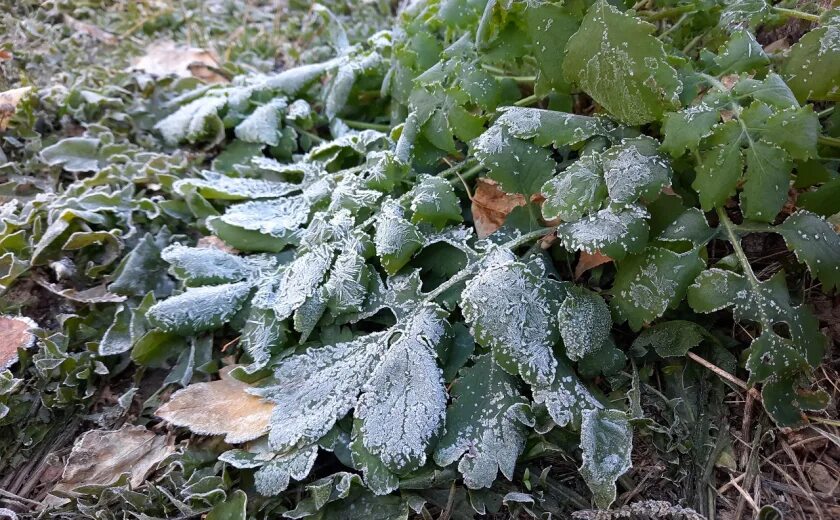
{"left": 716, "top": 208, "right": 760, "bottom": 286}
{"left": 771, "top": 6, "right": 821, "bottom": 23}
{"left": 817, "top": 135, "right": 840, "bottom": 149}
{"left": 817, "top": 106, "right": 834, "bottom": 119}
{"left": 698, "top": 72, "right": 728, "bottom": 93}
{"left": 343, "top": 119, "right": 391, "bottom": 132}
{"left": 514, "top": 94, "right": 540, "bottom": 107}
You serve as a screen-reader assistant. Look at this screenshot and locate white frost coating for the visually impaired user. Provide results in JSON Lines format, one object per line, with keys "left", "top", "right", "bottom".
{"left": 434, "top": 355, "right": 528, "bottom": 489}
{"left": 286, "top": 99, "right": 313, "bottom": 123}
{"left": 265, "top": 246, "right": 333, "bottom": 320}
{"left": 217, "top": 197, "right": 310, "bottom": 237}
{"left": 579, "top": 408, "right": 632, "bottom": 509}
{"left": 256, "top": 332, "right": 389, "bottom": 451}
{"left": 161, "top": 243, "right": 246, "bottom": 285}
{"left": 146, "top": 281, "right": 252, "bottom": 334}
{"left": 356, "top": 304, "right": 448, "bottom": 472}
{"left": 495, "top": 106, "right": 608, "bottom": 147}
{"left": 375, "top": 201, "right": 422, "bottom": 256}
{"left": 323, "top": 249, "right": 368, "bottom": 314}
{"left": 557, "top": 286, "right": 611, "bottom": 361}
{"left": 254, "top": 445, "right": 319, "bottom": 496}
{"left": 235, "top": 98, "right": 288, "bottom": 146}
{"left": 461, "top": 261, "right": 558, "bottom": 385}
{"left": 155, "top": 96, "right": 226, "bottom": 145}
{"left": 258, "top": 58, "right": 342, "bottom": 95}
{"left": 541, "top": 153, "right": 606, "bottom": 222}
{"left": 556, "top": 205, "right": 648, "bottom": 255}
{"left": 174, "top": 170, "right": 299, "bottom": 200}
{"left": 533, "top": 362, "right": 602, "bottom": 428}
{"left": 601, "top": 137, "right": 671, "bottom": 204}
{"left": 472, "top": 124, "right": 507, "bottom": 156}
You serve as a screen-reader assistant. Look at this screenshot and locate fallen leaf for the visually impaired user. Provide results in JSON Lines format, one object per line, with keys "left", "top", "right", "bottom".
{"left": 131, "top": 41, "right": 228, "bottom": 84}
{"left": 471, "top": 178, "right": 527, "bottom": 238}
{"left": 63, "top": 14, "right": 118, "bottom": 45}
{"left": 49, "top": 425, "right": 172, "bottom": 502}
{"left": 575, "top": 251, "right": 613, "bottom": 280}
{"left": 156, "top": 367, "right": 274, "bottom": 443}
{"left": 0, "top": 86, "right": 33, "bottom": 131}
{"left": 0, "top": 50, "right": 11, "bottom": 62}
{"left": 763, "top": 38, "right": 789, "bottom": 53}
{"left": 808, "top": 463, "right": 838, "bottom": 494}
{"left": 197, "top": 235, "right": 239, "bottom": 254}
{"left": 0, "top": 315, "right": 37, "bottom": 369}
{"left": 33, "top": 276, "right": 126, "bottom": 303}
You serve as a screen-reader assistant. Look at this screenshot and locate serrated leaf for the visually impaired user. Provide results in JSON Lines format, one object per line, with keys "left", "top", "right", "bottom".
{"left": 472, "top": 125, "right": 556, "bottom": 197}
{"left": 161, "top": 244, "right": 247, "bottom": 286}
{"left": 350, "top": 420, "right": 400, "bottom": 495}
{"left": 494, "top": 107, "right": 613, "bottom": 149}
{"left": 532, "top": 358, "right": 602, "bottom": 428}
{"left": 632, "top": 320, "right": 708, "bottom": 357}
{"left": 557, "top": 286, "right": 611, "bottom": 361}
{"left": 541, "top": 153, "right": 606, "bottom": 222}
{"left": 693, "top": 121, "right": 744, "bottom": 211}
{"left": 147, "top": 281, "right": 252, "bottom": 335}
{"left": 155, "top": 96, "right": 226, "bottom": 145}
{"left": 777, "top": 211, "right": 840, "bottom": 291}
{"left": 564, "top": 1, "right": 681, "bottom": 125}
{"left": 579, "top": 408, "right": 632, "bottom": 510}
{"left": 434, "top": 354, "right": 529, "bottom": 489}
{"left": 240, "top": 306, "right": 288, "bottom": 368}
{"left": 409, "top": 175, "right": 463, "bottom": 229}
{"left": 356, "top": 304, "right": 448, "bottom": 473}
{"left": 783, "top": 12, "right": 840, "bottom": 102}
{"left": 375, "top": 201, "right": 424, "bottom": 276}
{"left": 235, "top": 99, "right": 287, "bottom": 146}
{"left": 555, "top": 205, "right": 650, "bottom": 260}
{"left": 733, "top": 73, "right": 798, "bottom": 110}
{"left": 714, "top": 30, "right": 769, "bottom": 75}
{"left": 611, "top": 247, "right": 704, "bottom": 331}
{"left": 660, "top": 104, "right": 720, "bottom": 157}
{"left": 601, "top": 136, "right": 671, "bottom": 204}
{"left": 174, "top": 171, "right": 299, "bottom": 200}
{"left": 761, "top": 378, "right": 830, "bottom": 428}
{"left": 759, "top": 106, "right": 819, "bottom": 161}
{"left": 257, "top": 332, "right": 389, "bottom": 451}
{"left": 258, "top": 247, "right": 332, "bottom": 321}
{"left": 324, "top": 249, "right": 370, "bottom": 315}
{"left": 254, "top": 446, "right": 318, "bottom": 496}
{"left": 741, "top": 140, "right": 793, "bottom": 222}
{"left": 461, "top": 260, "right": 559, "bottom": 385}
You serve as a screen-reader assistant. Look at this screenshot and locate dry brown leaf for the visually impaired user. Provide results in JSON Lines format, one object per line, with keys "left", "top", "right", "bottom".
{"left": 763, "top": 38, "right": 790, "bottom": 53}
{"left": 63, "top": 14, "right": 118, "bottom": 45}
{"left": 808, "top": 463, "right": 838, "bottom": 494}
{"left": 471, "top": 178, "right": 527, "bottom": 238}
{"left": 575, "top": 251, "right": 613, "bottom": 280}
{"left": 131, "top": 41, "right": 228, "bottom": 84}
{"left": 48, "top": 425, "right": 172, "bottom": 503}
{"left": 0, "top": 50, "right": 11, "bottom": 62}
{"left": 0, "top": 315, "right": 36, "bottom": 369}
{"left": 156, "top": 368, "right": 274, "bottom": 443}
{"left": 0, "top": 86, "right": 32, "bottom": 131}
{"left": 197, "top": 235, "right": 239, "bottom": 254}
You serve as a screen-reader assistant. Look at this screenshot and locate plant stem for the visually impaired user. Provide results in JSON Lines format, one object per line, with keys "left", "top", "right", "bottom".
{"left": 659, "top": 12, "right": 691, "bottom": 40}
{"left": 344, "top": 120, "right": 391, "bottom": 132}
{"left": 771, "top": 6, "right": 821, "bottom": 23}
{"left": 698, "top": 72, "right": 728, "bottom": 93}
{"left": 450, "top": 163, "right": 484, "bottom": 186}
{"left": 716, "top": 208, "right": 760, "bottom": 286}
{"left": 514, "top": 94, "right": 540, "bottom": 107}
{"left": 817, "top": 106, "right": 834, "bottom": 119}
{"left": 495, "top": 75, "right": 536, "bottom": 83}
{"left": 818, "top": 135, "right": 840, "bottom": 148}
{"left": 437, "top": 158, "right": 478, "bottom": 180}
{"left": 733, "top": 222, "right": 775, "bottom": 234}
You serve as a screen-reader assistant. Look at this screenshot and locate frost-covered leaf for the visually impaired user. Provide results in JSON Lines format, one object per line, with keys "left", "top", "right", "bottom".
{"left": 356, "top": 304, "right": 448, "bottom": 473}
{"left": 579, "top": 409, "right": 632, "bottom": 510}
{"left": 350, "top": 422, "right": 399, "bottom": 495}
{"left": 557, "top": 286, "right": 610, "bottom": 361}
{"left": 146, "top": 281, "right": 252, "bottom": 335}
{"left": 692, "top": 121, "right": 744, "bottom": 211}
{"left": 733, "top": 74, "right": 799, "bottom": 110}
{"left": 240, "top": 306, "right": 288, "bottom": 368}
{"left": 235, "top": 99, "right": 287, "bottom": 146}
{"left": 155, "top": 96, "right": 226, "bottom": 145}
{"left": 532, "top": 359, "right": 602, "bottom": 428}
{"left": 540, "top": 153, "right": 606, "bottom": 222}
{"left": 156, "top": 368, "right": 274, "bottom": 443}
{"left": 611, "top": 247, "right": 704, "bottom": 331}
{"left": 256, "top": 332, "right": 389, "bottom": 451}
{"left": 434, "top": 355, "right": 529, "bottom": 489}
{"left": 656, "top": 208, "right": 716, "bottom": 247}
{"left": 777, "top": 211, "right": 840, "bottom": 292}
{"left": 255, "top": 446, "right": 318, "bottom": 496}
{"left": 494, "top": 107, "right": 614, "bottom": 149}
{"left": 740, "top": 140, "right": 792, "bottom": 222}
{"left": 714, "top": 30, "right": 769, "bottom": 75}
{"left": 660, "top": 104, "right": 720, "bottom": 158}
{"left": 601, "top": 136, "right": 671, "bottom": 205}
{"left": 375, "top": 201, "right": 424, "bottom": 276}
{"left": 40, "top": 137, "right": 100, "bottom": 172}
{"left": 719, "top": 0, "right": 770, "bottom": 30}
{"left": 258, "top": 246, "right": 332, "bottom": 320}
{"left": 409, "top": 175, "right": 463, "bottom": 229}
{"left": 783, "top": 11, "right": 840, "bottom": 102}
{"left": 173, "top": 171, "right": 299, "bottom": 200}
{"left": 758, "top": 106, "right": 819, "bottom": 162}
{"left": 555, "top": 205, "right": 649, "bottom": 260}
{"left": 472, "top": 125, "right": 556, "bottom": 197}
{"left": 461, "top": 260, "right": 559, "bottom": 385}
{"left": 161, "top": 244, "right": 247, "bottom": 286}
{"left": 324, "top": 249, "right": 371, "bottom": 315}
{"left": 632, "top": 320, "right": 708, "bottom": 358}
{"left": 208, "top": 196, "right": 310, "bottom": 252}
{"left": 564, "top": 1, "right": 681, "bottom": 125}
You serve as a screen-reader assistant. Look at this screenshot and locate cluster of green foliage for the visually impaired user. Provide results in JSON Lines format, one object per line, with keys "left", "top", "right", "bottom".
{"left": 2, "top": 0, "right": 840, "bottom": 518}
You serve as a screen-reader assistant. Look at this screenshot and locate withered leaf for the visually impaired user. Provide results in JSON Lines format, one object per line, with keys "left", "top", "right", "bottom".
{"left": 0, "top": 86, "right": 32, "bottom": 131}
{"left": 156, "top": 368, "right": 274, "bottom": 443}
{"left": 0, "top": 315, "right": 37, "bottom": 369}
{"left": 470, "top": 178, "right": 527, "bottom": 238}
{"left": 575, "top": 251, "right": 613, "bottom": 280}
{"left": 131, "top": 41, "right": 228, "bottom": 84}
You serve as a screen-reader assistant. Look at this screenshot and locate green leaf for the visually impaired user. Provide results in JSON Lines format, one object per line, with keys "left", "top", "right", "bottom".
{"left": 632, "top": 320, "right": 708, "bottom": 357}
{"left": 564, "top": 0, "right": 682, "bottom": 125}
{"left": 783, "top": 11, "right": 840, "bottom": 102}
{"left": 692, "top": 121, "right": 744, "bottom": 211}
{"left": 719, "top": 0, "right": 770, "bottom": 31}
{"left": 532, "top": 358, "right": 601, "bottom": 428}
{"left": 579, "top": 408, "right": 632, "bottom": 510}
{"left": 461, "top": 258, "right": 559, "bottom": 385}
{"left": 206, "top": 489, "right": 247, "bottom": 520}
{"left": 555, "top": 205, "right": 650, "bottom": 260}
{"left": 161, "top": 244, "right": 248, "bottom": 286}
{"left": 611, "top": 247, "right": 704, "bottom": 331}
{"left": 733, "top": 73, "right": 798, "bottom": 109}
{"left": 146, "top": 282, "right": 252, "bottom": 335}
{"left": 409, "top": 175, "right": 463, "bottom": 229}
{"left": 40, "top": 137, "right": 100, "bottom": 172}
{"left": 472, "top": 125, "right": 556, "bottom": 197}
{"left": 557, "top": 286, "right": 611, "bottom": 361}
{"left": 740, "top": 140, "right": 793, "bottom": 222}
{"left": 434, "top": 354, "right": 529, "bottom": 489}
{"left": 254, "top": 446, "right": 318, "bottom": 496}
{"left": 759, "top": 106, "right": 819, "bottom": 161}
{"left": 714, "top": 30, "right": 769, "bottom": 75}
{"left": 99, "top": 305, "right": 132, "bottom": 356}
{"left": 494, "top": 107, "right": 613, "bottom": 149}
{"left": 541, "top": 153, "right": 606, "bottom": 222}
{"left": 601, "top": 136, "right": 672, "bottom": 204}
{"left": 660, "top": 105, "right": 720, "bottom": 157}
{"left": 207, "top": 197, "right": 310, "bottom": 252}
{"left": 350, "top": 420, "right": 400, "bottom": 495}
{"left": 777, "top": 211, "right": 840, "bottom": 291}
{"left": 761, "top": 378, "right": 830, "bottom": 428}
{"left": 525, "top": 2, "right": 581, "bottom": 95}
{"left": 375, "top": 201, "right": 424, "bottom": 276}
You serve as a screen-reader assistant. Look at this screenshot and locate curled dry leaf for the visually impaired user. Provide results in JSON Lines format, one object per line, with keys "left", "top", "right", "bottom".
{"left": 131, "top": 41, "right": 228, "bottom": 84}
{"left": 63, "top": 14, "right": 118, "bottom": 45}
{"left": 575, "top": 251, "right": 613, "bottom": 280}
{"left": 49, "top": 425, "right": 173, "bottom": 502}
{"left": 156, "top": 367, "right": 274, "bottom": 443}
{"left": 471, "top": 178, "right": 527, "bottom": 238}
{"left": 0, "top": 315, "right": 37, "bottom": 369}
{"left": 0, "top": 86, "right": 32, "bottom": 131}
